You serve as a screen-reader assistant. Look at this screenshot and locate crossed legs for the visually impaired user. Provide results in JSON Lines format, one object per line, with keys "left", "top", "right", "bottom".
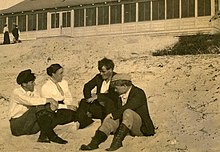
{"left": 80, "top": 109, "right": 143, "bottom": 151}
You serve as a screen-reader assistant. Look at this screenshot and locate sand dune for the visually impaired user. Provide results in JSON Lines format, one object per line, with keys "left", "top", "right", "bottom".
{"left": 0, "top": 35, "right": 219, "bottom": 152}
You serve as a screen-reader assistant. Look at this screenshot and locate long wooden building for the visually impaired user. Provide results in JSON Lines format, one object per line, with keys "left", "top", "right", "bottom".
{"left": 0, "top": 0, "right": 220, "bottom": 40}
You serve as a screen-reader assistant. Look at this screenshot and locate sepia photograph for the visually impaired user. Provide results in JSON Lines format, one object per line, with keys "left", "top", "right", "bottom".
{"left": 0, "top": 0, "right": 220, "bottom": 151}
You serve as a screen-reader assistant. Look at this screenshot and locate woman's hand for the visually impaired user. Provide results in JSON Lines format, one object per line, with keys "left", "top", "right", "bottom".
{"left": 46, "top": 98, "right": 58, "bottom": 111}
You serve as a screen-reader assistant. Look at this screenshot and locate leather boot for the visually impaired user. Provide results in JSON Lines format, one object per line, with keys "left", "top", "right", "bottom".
{"left": 106, "top": 123, "right": 129, "bottom": 151}
{"left": 80, "top": 130, "right": 107, "bottom": 150}
{"left": 36, "top": 110, "right": 68, "bottom": 144}
{"left": 49, "top": 134, "right": 68, "bottom": 144}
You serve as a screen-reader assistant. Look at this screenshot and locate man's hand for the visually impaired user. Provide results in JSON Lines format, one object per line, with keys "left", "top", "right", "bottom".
{"left": 67, "top": 105, "right": 78, "bottom": 111}
{"left": 86, "top": 94, "right": 97, "bottom": 103}
{"left": 105, "top": 113, "right": 113, "bottom": 119}
{"left": 46, "top": 98, "right": 58, "bottom": 111}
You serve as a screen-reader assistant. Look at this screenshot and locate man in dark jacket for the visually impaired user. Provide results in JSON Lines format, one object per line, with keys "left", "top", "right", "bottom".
{"left": 80, "top": 73, "right": 155, "bottom": 151}
{"left": 12, "top": 24, "right": 20, "bottom": 43}
{"left": 78, "top": 58, "right": 118, "bottom": 122}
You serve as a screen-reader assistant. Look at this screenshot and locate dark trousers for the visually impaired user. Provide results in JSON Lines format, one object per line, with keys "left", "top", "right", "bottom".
{"left": 9, "top": 106, "right": 78, "bottom": 136}
{"left": 78, "top": 94, "right": 116, "bottom": 121}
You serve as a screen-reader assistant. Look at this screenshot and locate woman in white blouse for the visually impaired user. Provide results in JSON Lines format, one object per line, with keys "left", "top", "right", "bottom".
{"left": 41, "top": 64, "right": 93, "bottom": 129}
{"left": 41, "top": 64, "right": 77, "bottom": 110}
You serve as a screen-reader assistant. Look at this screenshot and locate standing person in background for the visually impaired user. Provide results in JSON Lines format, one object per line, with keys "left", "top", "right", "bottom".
{"left": 41, "top": 63, "right": 93, "bottom": 129}
{"left": 12, "top": 24, "right": 20, "bottom": 43}
{"left": 3, "top": 24, "right": 10, "bottom": 44}
{"left": 77, "top": 57, "right": 118, "bottom": 123}
{"left": 9, "top": 69, "right": 68, "bottom": 144}
{"left": 80, "top": 73, "right": 155, "bottom": 151}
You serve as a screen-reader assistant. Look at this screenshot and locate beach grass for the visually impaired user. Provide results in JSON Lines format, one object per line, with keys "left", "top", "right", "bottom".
{"left": 152, "top": 33, "right": 220, "bottom": 56}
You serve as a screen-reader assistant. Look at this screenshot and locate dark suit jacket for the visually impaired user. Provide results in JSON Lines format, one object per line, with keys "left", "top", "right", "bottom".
{"left": 83, "top": 72, "right": 118, "bottom": 114}
{"left": 83, "top": 72, "right": 117, "bottom": 99}
{"left": 112, "top": 85, "right": 155, "bottom": 136}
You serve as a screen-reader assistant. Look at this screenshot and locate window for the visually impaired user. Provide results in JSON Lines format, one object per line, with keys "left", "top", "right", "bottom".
{"left": 86, "top": 7, "right": 96, "bottom": 26}
{"left": 198, "top": 0, "right": 211, "bottom": 16}
{"left": 181, "top": 0, "right": 195, "bottom": 18}
{"left": 167, "top": 0, "right": 179, "bottom": 19}
{"left": 152, "top": 0, "right": 165, "bottom": 20}
{"left": 138, "top": 1, "right": 151, "bottom": 21}
{"left": 110, "top": 4, "right": 121, "bottom": 24}
{"left": 62, "top": 12, "right": 71, "bottom": 27}
{"left": 0, "top": 17, "right": 6, "bottom": 34}
{"left": 74, "top": 9, "right": 84, "bottom": 27}
{"left": 28, "top": 14, "right": 36, "bottom": 31}
{"left": 51, "top": 13, "right": 59, "bottom": 28}
{"left": 98, "top": 6, "right": 109, "bottom": 25}
{"left": 38, "top": 12, "right": 47, "bottom": 30}
{"left": 124, "top": 3, "right": 136, "bottom": 23}
{"left": 18, "top": 15, "right": 26, "bottom": 32}
{"left": 215, "top": 0, "right": 219, "bottom": 13}
{"left": 8, "top": 16, "right": 16, "bottom": 32}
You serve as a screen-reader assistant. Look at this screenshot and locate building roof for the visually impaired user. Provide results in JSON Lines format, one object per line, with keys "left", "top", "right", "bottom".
{"left": 0, "top": 0, "right": 121, "bottom": 14}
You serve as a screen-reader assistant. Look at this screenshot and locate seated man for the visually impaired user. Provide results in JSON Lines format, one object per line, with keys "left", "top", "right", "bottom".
{"left": 78, "top": 58, "right": 118, "bottom": 121}
{"left": 8, "top": 69, "right": 72, "bottom": 144}
{"left": 80, "top": 73, "right": 155, "bottom": 151}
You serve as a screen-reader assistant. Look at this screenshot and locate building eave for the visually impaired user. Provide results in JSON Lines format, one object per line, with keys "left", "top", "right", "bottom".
{"left": 0, "top": 0, "right": 126, "bottom": 15}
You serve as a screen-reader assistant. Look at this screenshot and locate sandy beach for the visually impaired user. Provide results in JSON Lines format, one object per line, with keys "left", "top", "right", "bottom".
{"left": 0, "top": 35, "right": 219, "bottom": 152}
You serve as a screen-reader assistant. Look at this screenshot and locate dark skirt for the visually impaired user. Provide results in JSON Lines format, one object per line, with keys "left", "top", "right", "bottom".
{"left": 3, "top": 32, "right": 10, "bottom": 44}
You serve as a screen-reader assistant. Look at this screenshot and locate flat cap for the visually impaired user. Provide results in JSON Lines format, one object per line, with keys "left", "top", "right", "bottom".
{"left": 112, "top": 73, "right": 131, "bottom": 82}
{"left": 16, "top": 69, "right": 36, "bottom": 84}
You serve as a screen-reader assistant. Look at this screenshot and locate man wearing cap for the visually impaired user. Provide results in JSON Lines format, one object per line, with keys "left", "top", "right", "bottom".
{"left": 9, "top": 69, "right": 70, "bottom": 144}
{"left": 77, "top": 57, "right": 118, "bottom": 122}
{"left": 80, "top": 73, "right": 155, "bottom": 151}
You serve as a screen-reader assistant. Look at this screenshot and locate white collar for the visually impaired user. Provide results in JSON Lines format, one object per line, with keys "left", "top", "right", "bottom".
{"left": 120, "top": 86, "right": 132, "bottom": 100}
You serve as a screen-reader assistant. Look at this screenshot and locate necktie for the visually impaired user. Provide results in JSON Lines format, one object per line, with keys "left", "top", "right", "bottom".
{"left": 119, "top": 97, "right": 123, "bottom": 107}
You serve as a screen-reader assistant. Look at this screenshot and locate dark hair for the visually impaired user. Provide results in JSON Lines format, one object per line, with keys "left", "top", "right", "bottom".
{"left": 46, "top": 64, "right": 63, "bottom": 76}
{"left": 98, "top": 58, "right": 114, "bottom": 71}
{"left": 16, "top": 69, "right": 36, "bottom": 85}
{"left": 111, "top": 80, "right": 132, "bottom": 87}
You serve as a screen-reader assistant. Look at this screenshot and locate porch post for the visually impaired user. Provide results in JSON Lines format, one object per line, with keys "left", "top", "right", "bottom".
{"left": 26, "top": 14, "right": 28, "bottom": 32}
{"left": 47, "top": 12, "right": 51, "bottom": 34}
{"left": 195, "top": 0, "right": 198, "bottom": 17}
{"left": 150, "top": 1, "right": 152, "bottom": 21}
{"left": 179, "top": 0, "right": 182, "bottom": 18}
{"left": 36, "top": 13, "right": 38, "bottom": 31}
{"left": 165, "top": 0, "right": 167, "bottom": 20}
{"left": 136, "top": 2, "right": 138, "bottom": 22}
{"left": 122, "top": 3, "right": 124, "bottom": 24}
{"left": 96, "top": 7, "right": 98, "bottom": 26}
{"left": 84, "top": 8, "right": 86, "bottom": 27}
{"left": 71, "top": 9, "right": 74, "bottom": 28}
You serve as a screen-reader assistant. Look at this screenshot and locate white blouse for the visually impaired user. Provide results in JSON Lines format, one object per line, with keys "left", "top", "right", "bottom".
{"left": 3, "top": 26, "right": 9, "bottom": 33}
{"left": 41, "top": 79, "right": 77, "bottom": 109}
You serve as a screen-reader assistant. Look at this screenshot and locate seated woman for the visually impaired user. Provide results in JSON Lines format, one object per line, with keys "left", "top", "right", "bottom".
{"left": 41, "top": 63, "right": 93, "bottom": 129}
